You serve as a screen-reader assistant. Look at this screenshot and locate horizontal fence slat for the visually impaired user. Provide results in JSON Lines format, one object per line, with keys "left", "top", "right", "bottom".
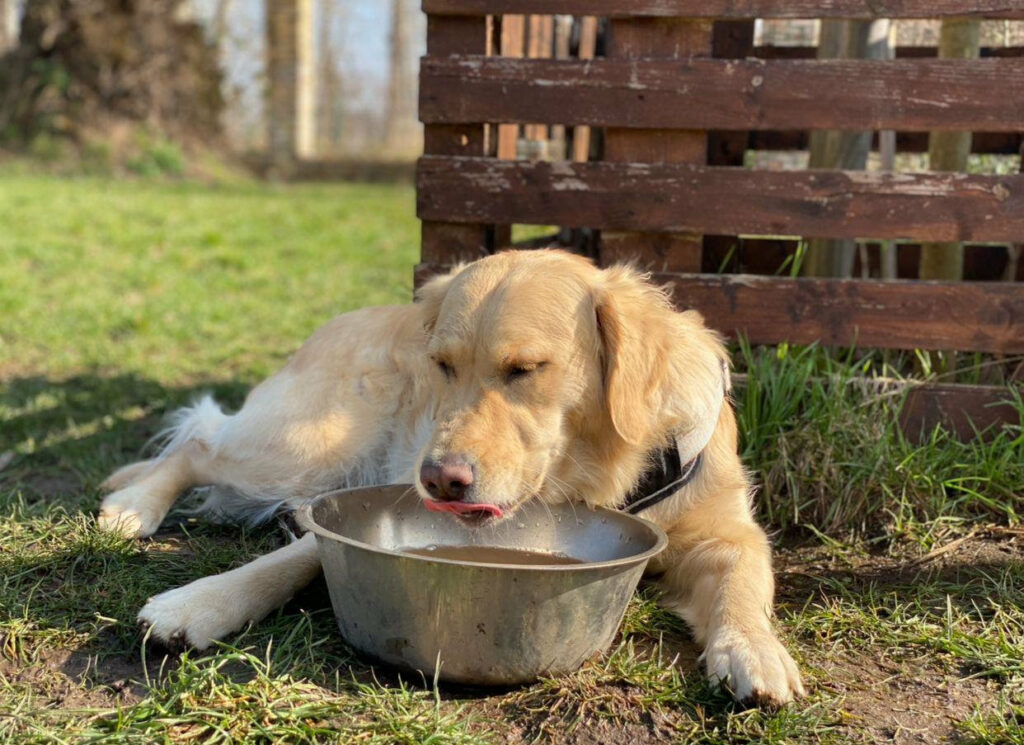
{"left": 899, "top": 383, "right": 1021, "bottom": 441}
{"left": 422, "top": 1, "right": 1024, "bottom": 19}
{"left": 659, "top": 273, "right": 1024, "bottom": 353}
{"left": 414, "top": 262, "right": 1023, "bottom": 354}
{"left": 420, "top": 57, "right": 1024, "bottom": 132}
{"left": 417, "top": 156, "right": 1024, "bottom": 242}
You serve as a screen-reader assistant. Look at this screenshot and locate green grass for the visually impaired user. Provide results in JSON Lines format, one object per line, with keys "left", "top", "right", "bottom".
{"left": 735, "top": 341, "right": 1023, "bottom": 536}
{"left": 1, "top": 172, "right": 1020, "bottom": 743}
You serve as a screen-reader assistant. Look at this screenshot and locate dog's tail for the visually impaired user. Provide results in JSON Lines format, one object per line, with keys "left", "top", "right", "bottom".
{"left": 154, "top": 395, "right": 292, "bottom": 525}
{"left": 150, "top": 394, "right": 228, "bottom": 457}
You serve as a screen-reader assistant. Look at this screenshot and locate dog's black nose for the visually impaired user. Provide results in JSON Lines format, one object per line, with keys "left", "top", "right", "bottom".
{"left": 419, "top": 455, "right": 474, "bottom": 501}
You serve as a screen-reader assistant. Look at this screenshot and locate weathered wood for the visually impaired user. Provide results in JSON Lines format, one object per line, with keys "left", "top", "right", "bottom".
{"left": 571, "top": 16, "right": 599, "bottom": 163}
{"left": 416, "top": 157, "right": 1024, "bottom": 242}
{"left": 600, "top": 17, "right": 710, "bottom": 272}
{"left": 523, "top": 15, "right": 553, "bottom": 149}
{"left": 707, "top": 20, "right": 755, "bottom": 167}
{"left": 419, "top": 56, "right": 1024, "bottom": 132}
{"left": 497, "top": 15, "right": 524, "bottom": 160}
{"left": 899, "top": 383, "right": 1021, "bottom": 441}
{"left": 412, "top": 261, "right": 1023, "bottom": 354}
{"left": 421, "top": 15, "right": 491, "bottom": 266}
{"left": 422, "top": 1, "right": 1024, "bottom": 19}
{"left": 661, "top": 274, "right": 1023, "bottom": 354}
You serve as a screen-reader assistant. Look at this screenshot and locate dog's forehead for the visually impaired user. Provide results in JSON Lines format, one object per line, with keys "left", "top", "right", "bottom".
{"left": 433, "top": 261, "right": 590, "bottom": 353}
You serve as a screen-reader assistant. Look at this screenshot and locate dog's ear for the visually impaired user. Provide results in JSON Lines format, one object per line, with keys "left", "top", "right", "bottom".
{"left": 415, "top": 264, "right": 466, "bottom": 333}
{"left": 595, "top": 266, "right": 727, "bottom": 459}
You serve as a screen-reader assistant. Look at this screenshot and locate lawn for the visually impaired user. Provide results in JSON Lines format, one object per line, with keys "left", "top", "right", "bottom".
{"left": 0, "top": 173, "right": 1021, "bottom": 743}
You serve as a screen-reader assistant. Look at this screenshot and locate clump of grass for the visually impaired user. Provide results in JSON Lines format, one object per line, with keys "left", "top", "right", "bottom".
{"left": 734, "top": 341, "right": 1023, "bottom": 535}
{"left": 506, "top": 639, "right": 695, "bottom": 732}
{"left": 85, "top": 643, "right": 487, "bottom": 743}
{"left": 958, "top": 697, "right": 1024, "bottom": 744}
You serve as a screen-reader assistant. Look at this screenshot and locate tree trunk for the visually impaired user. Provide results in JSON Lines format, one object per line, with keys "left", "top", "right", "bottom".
{"left": 212, "top": 0, "right": 233, "bottom": 51}
{"left": 0, "top": 0, "right": 16, "bottom": 53}
{"left": 803, "top": 19, "right": 890, "bottom": 279}
{"left": 266, "top": 0, "right": 315, "bottom": 172}
{"left": 918, "top": 19, "right": 981, "bottom": 281}
{"left": 384, "top": 0, "right": 411, "bottom": 150}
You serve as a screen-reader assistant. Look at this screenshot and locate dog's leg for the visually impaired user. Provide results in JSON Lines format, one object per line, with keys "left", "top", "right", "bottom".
{"left": 658, "top": 509, "right": 804, "bottom": 706}
{"left": 98, "top": 449, "right": 202, "bottom": 538}
{"left": 99, "top": 397, "right": 230, "bottom": 537}
{"left": 100, "top": 458, "right": 158, "bottom": 492}
{"left": 138, "top": 533, "right": 321, "bottom": 648}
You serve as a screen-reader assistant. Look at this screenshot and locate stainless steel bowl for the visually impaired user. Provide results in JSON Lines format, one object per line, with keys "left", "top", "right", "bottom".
{"left": 296, "top": 484, "right": 668, "bottom": 685}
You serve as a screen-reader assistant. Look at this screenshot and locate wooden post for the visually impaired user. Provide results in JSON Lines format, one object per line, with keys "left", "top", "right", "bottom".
{"left": 267, "top": 0, "right": 315, "bottom": 174}
{"left": 548, "top": 15, "right": 572, "bottom": 160}
{"left": 599, "top": 18, "right": 712, "bottom": 272}
{"left": 419, "top": 15, "right": 492, "bottom": 275}
{"left": 523, "top": 15, "right": 554, "bottom": 158}
{"left": 570, "top": 16, "right": 598, "bottom": 163}
{"left": 919, "top": 19, "right": 982, "bottom": 281}
{"left": 497, "top": 15, "right": 525, "bottom": 160}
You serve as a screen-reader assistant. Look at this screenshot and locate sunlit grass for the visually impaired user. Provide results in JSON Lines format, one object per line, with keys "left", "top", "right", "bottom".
{"left": 0, "top": 173, "right": 1019, "bottom": 743}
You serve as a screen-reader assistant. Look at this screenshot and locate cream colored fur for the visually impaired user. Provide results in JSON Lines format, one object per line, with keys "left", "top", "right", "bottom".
{"left": 99, "top": 249, "right": 803, "bottom": 706}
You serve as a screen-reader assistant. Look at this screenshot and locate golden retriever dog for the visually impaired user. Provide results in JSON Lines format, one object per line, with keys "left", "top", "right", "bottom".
{"left": 98, "top": 249, "right": 803, "bottom": 706}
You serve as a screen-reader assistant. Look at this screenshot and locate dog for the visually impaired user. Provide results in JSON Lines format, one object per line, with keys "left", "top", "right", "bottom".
{"left": 98, "top": 249, "right": 804, "bottom": 706}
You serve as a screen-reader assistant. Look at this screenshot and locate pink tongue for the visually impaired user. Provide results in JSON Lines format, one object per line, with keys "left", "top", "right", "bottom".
{"left": 423, "top": 499, "right": 504, "bottom": 518}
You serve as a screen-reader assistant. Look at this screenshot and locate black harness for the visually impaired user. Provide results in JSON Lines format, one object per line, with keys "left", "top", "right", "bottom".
{"left": 620, "top": 442, "right": 703, "bottom": 515}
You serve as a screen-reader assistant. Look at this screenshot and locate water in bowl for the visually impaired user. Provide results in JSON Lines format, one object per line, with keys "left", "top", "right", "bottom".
{"left": 402, "top": 545, "right": 583, "bottom": 565}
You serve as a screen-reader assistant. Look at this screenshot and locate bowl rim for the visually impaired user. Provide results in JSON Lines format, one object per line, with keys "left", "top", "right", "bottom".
{"left": 295, "top": 484, "right": 669, "bottom": 572}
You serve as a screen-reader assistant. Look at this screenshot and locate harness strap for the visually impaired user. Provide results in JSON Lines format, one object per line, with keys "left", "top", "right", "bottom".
{"left": 621, "top": 445, "right": 703, "bottom": 515}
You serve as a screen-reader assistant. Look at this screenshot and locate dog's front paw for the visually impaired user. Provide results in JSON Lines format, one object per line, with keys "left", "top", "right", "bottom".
{"left": 702, "top": 626, "right": 804, "bottom": 707}
{"left": 98, "top": 488, "right": 164, "bottom": 538}
{"left": 138, "top": 578, "right": 246, "bottom": 650}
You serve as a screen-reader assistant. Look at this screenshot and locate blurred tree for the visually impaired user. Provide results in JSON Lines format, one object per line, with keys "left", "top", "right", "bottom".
{"left": 0, "top": 0, "right": 222, "bottom": 143}
{"left": 0, "top": 0, "right": 17, "bottom": 54}
{"left": 384, "top": 0, "right": 411, "bottom": 150}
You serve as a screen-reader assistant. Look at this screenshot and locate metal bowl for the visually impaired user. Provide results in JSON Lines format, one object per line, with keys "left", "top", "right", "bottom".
{"left": 296, "top": 484, "right": 668, "bottom": 685}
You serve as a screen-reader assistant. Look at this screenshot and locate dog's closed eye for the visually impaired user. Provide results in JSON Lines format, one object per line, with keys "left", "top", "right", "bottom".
{"left": 504, "top": 361, "right": 546, "bottom": 385}
{"left": 434, "top": 358, "right": 455, "bottom": 380}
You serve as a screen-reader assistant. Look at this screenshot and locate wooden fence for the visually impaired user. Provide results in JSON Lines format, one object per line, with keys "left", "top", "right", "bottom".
{"left": 415, "top": 2, "right": 1024, "bottom": 437}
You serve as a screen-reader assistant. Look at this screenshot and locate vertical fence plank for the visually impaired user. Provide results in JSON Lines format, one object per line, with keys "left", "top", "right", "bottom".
{"left": 599, "top": 17, "right": 712, "bottom": 271}
{"left": 421, "top": 14, "right": 492, "bottom": 267}
{"left": 523, "top": 15, "right": 555, "bottom": 154}
{"left": 571, "top": 16, "right": 599, "bottom": 163}
{"left": 497, "top": 14, "right": 525, "bottom": 160}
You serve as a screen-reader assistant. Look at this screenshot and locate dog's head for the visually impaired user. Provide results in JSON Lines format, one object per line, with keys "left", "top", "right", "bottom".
{"left": 413, "top": 250, "right": 728, "bottom": 522}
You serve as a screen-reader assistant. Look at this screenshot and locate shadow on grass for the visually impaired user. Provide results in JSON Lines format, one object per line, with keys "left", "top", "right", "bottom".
{"left": 0, "top": 373, "right": 251, "bottom": 502}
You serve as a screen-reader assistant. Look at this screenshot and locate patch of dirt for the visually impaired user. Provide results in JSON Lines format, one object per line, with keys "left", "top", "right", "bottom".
{"left": 0, "top": 646, "right": 144, "bottom": 711}
{"left": 819, "top": 653, "right": 997, "bottom": 745}
{"left": 18, "top": 471, "right": 83, "bottom": 499}
{"left": 773, "top": 530, "right": 1023, "bottom": 744}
